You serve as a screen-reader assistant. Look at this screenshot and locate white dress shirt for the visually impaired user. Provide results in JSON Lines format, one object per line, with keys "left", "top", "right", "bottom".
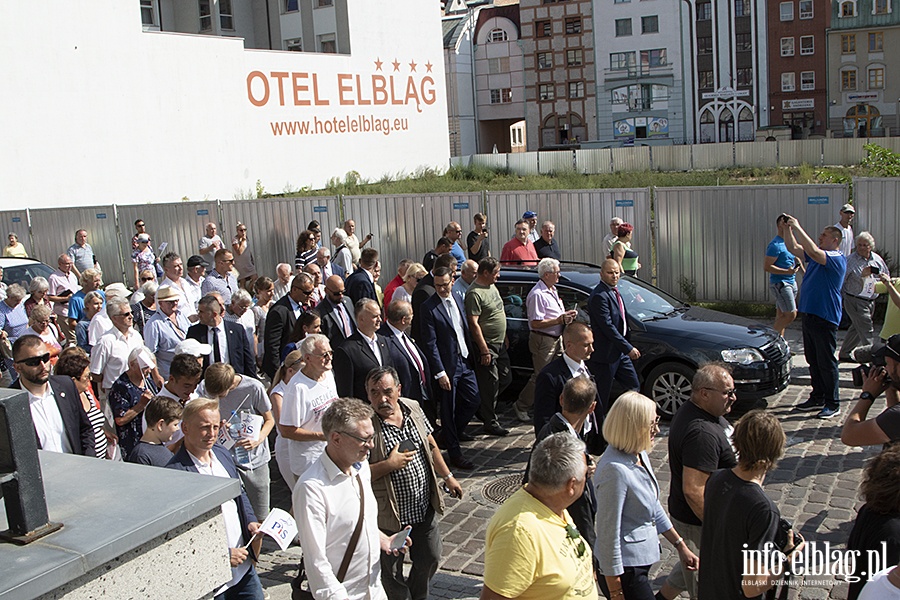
{"left": 209, "top": 323, "right": 230, "bottom": 364}
{"left": 361, "top": 332, "right": 383, "bottom": 365}
{"left": 89, "top": 326, "right": 145, "bottom": 390}
{"left": 28, "top": 386, "right": 72, "bottom": 453}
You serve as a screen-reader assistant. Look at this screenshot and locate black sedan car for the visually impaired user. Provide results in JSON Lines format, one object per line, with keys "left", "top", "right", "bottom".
{"left": 497, "top": 263, "right": 791, "bottom": 417}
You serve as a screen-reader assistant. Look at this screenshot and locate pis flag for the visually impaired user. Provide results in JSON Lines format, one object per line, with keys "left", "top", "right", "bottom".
{"left": 258, "top": 508, "right": 298, "bottom": 551}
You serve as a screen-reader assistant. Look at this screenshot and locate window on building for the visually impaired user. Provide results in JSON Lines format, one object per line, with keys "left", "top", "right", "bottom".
{"left": 799, "top": 0, "right": 813, "bottom": 18}
{"left": 781, "top": 37, "right": 795, "bottom": 56}
{"left": 569, "top": 81, "right": 585, "bottom": 98}
{"left": 800, "top": 71, "right": 815, "bottom": 90}
{"left": 616, "top": 18, "right": 632, "bottom": 36}
{"left": 489, "top": 28, "right": 508, "bottom": 42}
{"left": 199, "top": 0, "right": 212, "bottom": 31}
{"left": 490, "top": 88, "right": 513, "bottom": 104}
{"left": 539, "top": 84, "right": 555, "bottom": 100}
{"left": 699, "top": 70, "right": 714, "bottom": 88}
{"left": 870, "top": 32, "right": 884, "bottom": 51}
{"left": 840, "top": 1, "right": 856, "bottom": 17}
{"left": 800, "top": 35, "right": 814, "bottom": 55}
{"left": 614, "top": 0, "right": 630, "bottom": 3}
{"left": 641, "top": 48, "right": 667, "bottom": 67}
{"left": 642, "top": 16, "right": 659, "bottom": 33}
{"left": 536, "top": 20, "right": 552, "bottom": 37}
{"left": 489, "top": 58, "right": 511, "bottom": 74}
{"left": 874, "top": 0, "right": 890, "bottom": 13}
{"left": 285, "top": 37, "right": 302, "bottom": 51}
{"left": 735, "top": 0, "right": 751, "bottom": 17}
{"left": 565, "top": 18, "right": 582, "bottom": 34}
{"left": 318, "top": 33, "right": 336, "bottom": 53}
{"left": 735, "top": 32, "right": 752, "bottom": 51}
{"left": 698, "top": 36, "right": 713, "bottom": 54}
{"left": 284, "top": 0, "right": 298, "bottom": 12}
{"left": 317, "top": 0, "right": 333, "bottom": 6}
{"left": 697, "top": 2, "right": 711, "bottom": 20}
{"left": 537, "top": 52, "right": 553, "bottom": 69}
{"left": 842, "top": 69, "right": 857, "bottom": 90}
{"left": 610, "top": 51, "right": 636, "bottom": 70}
{"left": 869, "top": 67, "right": 885, "bottom": 88}
{"left": 841, "top": 34, "right": 856, "bottom": 53}
{"left": 780, "top": 1, "right": 793, "bottom": 20}
{"left": 219, "top": 0, "right": 234, "bottom": 30}
{"left": 737, "top": 67, "right": 753, "bottom": 86}
{"left": 781, "top": 72, "right": 796, "bottom": 92}
{"left": 140, "top": 0, "right": 157, "bottom": 26}
{"left": 567, "top": 49, "right": 583, "bottom": 66}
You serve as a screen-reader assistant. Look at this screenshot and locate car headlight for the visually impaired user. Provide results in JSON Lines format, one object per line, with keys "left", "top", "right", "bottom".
{"left": 721, "top": 348, "right": 765, "bottom": 365}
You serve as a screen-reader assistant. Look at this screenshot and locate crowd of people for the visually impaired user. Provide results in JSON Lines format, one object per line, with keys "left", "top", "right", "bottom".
{"left": 0, "top": 207, "right": 898, "bottom": 600}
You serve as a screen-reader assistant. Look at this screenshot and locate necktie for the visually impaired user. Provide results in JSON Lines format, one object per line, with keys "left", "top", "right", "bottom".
{"left": 614, "top": 288, "right": 627, "bottom": 336}
{"left": 402, "top": 334, "right": 426, "bottom": 385}
{"left": 211, "top": 327, "right": 221, "bottom": 362}
{"left": 445, "top": 298, "right": 469, "bottom": 358}
{"left": 337, "top": 303, "right": 352, "bottom": 338}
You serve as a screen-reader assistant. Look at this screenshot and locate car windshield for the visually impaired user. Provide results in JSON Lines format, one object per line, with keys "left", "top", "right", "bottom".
{"left": 2, "top": 263, "right": 55, "bottom": 288}
{"left": 619, "top": 277, "right": 682, "bottom": 321}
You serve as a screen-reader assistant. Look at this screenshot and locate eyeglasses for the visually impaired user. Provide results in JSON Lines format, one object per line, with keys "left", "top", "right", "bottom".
{"left": 701, "top": 387, "right": 737, "bottom": 397}
{"left": 115, "top": 312, "right": 134, "bottom": 319}
{"left": 297, "top": 288, "right": 313, "bottom": 296}
{"left": 311, "top": 351, "right": 334, "bottom": 359}
{"left": 140, "top": 277, "right": 155, "bottom": 282}
{"left": 237, "top": 228, "right": 247, "bottom": 232}
{"left": 136, "top": 223, "right": 145, "bottom": 227}
{"left": 218, "top": 258, "right": 234, "bottom": 263}
{"left": 16, "top": 353, "right": 51, "bottom": 367}
{"left": 329, "top": 289, "right": 345, "bottom": 296}
{"left": 565, "top": 523, "right": 586, "bottom": 558}
{"left": 339, "top": 430, "right": 375, "bottom": 445}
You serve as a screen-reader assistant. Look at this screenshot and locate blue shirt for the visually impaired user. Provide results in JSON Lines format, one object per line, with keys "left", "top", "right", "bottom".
{"left": 799, "top": 250, "right": 847, "bottom": 325}
{"left": 766, "top": 236, "right": 796, "bottom": 285}
{"left": 68, "top": 289, "right": 105, "bottom": 321}
{"left": 450, "top": 241, "right": 466, "bottom": 269}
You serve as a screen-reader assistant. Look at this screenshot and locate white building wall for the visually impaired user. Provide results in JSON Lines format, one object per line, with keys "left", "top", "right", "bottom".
{"left": 0, "top": 0, "right": 449, "bottom": 208}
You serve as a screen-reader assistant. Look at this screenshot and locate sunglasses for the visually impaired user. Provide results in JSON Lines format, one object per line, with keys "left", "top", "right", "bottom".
{"left": 140, "top": 277, "right": 155, "bottom": 282}
{"left": 311, "top": 350, "right": 334, "bottom": 359}
{"left": 16, "top": 353, "right": 51, "bottom": 367}
{"left": 329, "top": 289, "right": 345, "bottom": 296}
{"left": 565, "top": 523, "right": 586, "bottom": 558}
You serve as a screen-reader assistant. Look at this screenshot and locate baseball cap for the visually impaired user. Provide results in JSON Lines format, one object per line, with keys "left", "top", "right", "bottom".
{"left": 884, "top": 335, "right": 900, "bottom": 362}
{"left": 523, "top": 211, "right": 537, "bottom": 219}
{"left": 841, "top": 203, "right": 855, "bottom": 213}
{"left": 187, "top": 255, "right": 205, "bottom": 268}
{"left": 175, "top": 338, "right": 212, "bottom": 357}
{"left": 136, "top": 233, "right": 150, "bottom": 243}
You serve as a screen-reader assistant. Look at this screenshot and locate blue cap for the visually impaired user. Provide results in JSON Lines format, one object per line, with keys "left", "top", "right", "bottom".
{"left": 523, "top": 211, "right": 537, "bottom": 219}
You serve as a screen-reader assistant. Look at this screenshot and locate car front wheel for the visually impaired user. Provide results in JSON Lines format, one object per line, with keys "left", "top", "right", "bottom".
{"left": 644, "top": 362, "right": 695, "bottom": 418}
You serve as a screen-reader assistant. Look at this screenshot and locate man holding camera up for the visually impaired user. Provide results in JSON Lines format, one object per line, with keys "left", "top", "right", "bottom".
{"left": 841, "top": 334, "right": 900, "bottom": 447}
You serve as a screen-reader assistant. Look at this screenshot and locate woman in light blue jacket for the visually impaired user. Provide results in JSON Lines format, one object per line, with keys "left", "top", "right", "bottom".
{"left": 593, "top": 392, "right": 698, "bottom": 600}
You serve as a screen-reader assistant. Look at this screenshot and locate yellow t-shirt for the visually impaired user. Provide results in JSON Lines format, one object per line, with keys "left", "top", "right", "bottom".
{"left": 875, "top": 279, "right": 900, "bottom": 339}
{"left": 484, "top": 487, "right": 598, "bottom": 600}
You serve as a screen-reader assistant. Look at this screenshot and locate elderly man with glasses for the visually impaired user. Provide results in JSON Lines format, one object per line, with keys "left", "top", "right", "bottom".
{"left": 90, "top": 298, "right": 162, "bottom": 394}
{"left": 143, "top": 285, "right": 191, "bottom": 379}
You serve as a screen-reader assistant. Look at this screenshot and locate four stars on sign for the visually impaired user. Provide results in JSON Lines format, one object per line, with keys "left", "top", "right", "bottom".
{"left": 374, "top": 58, "right": 433, "bottom": 73}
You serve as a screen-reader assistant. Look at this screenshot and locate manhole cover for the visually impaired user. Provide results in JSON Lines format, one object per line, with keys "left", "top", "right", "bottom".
{"left": 483, "top": 474, "right": 523, "bottom": 505}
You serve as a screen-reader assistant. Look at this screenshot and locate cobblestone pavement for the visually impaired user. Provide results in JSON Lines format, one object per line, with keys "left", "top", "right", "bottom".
{"left": 257, "top": 325, "right": 881, "bottom": 599}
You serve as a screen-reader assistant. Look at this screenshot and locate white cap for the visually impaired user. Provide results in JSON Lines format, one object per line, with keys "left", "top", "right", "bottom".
{"left": 175, "top": 338, "right": 212, "bottom": 357}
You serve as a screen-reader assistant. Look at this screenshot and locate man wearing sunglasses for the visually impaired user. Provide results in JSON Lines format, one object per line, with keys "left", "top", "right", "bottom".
{"left": 262, "top": 273, "right": 315, "bottom": 379}
{"left": 201, "top": 248, "right": 239, "bottom": 306}
{"left": 318, "top": 275, "right": 358, "bottom": 346}
{"left": 90, "top": 298, "right": 161, "bottom": 393}
{"left": 11, "top": 335, "right": 95, "bottom": 456}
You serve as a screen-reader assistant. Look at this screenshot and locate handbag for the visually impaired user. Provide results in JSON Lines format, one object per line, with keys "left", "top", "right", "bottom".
{"left": 292, "top": 474, "right": 366, "bottom": 600}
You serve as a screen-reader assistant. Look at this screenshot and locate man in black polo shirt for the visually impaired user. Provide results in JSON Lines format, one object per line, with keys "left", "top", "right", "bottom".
{"left": 661, "top": 363, "right": 738, "bottom": 600}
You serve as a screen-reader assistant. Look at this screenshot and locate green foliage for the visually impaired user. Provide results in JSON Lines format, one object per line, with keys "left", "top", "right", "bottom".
{"left": 678, "top": 275, "right": 697, "bottom": 303}
{"left": 255, "top": 179, "right": 269, "bottom": 199}
{"left": 861, "top": 143, "right": 900, "bottom": 177}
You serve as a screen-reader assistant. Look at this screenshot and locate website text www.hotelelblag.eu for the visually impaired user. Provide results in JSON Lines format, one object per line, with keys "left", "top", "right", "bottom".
{"left": 270, "top": 115, "right": 409, "bottom": 137}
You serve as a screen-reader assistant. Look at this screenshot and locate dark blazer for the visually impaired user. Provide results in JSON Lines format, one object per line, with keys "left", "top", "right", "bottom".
{"left": 345, "top": 269, "right": 377, "bottom": 305}
{"left": 187, "top": 320, "right": 257, "bottom": 378}
{"left": 318, "top": 297, "right": 358, "bottom": 345}
{"left": 262, "top": 294, "right": 300, "bottom": 378}
{"left": 320, "top": 260, "right": 346, "bottom": 281}
{"left": 167, "top": 443, "right": 258, "bottom": 559}
{"left": 417, "top": 292, "right": 473, "bottom": 381}
{"left": 11, "top": 375, "right": 96, "bottom": 457}
{"left": 378, "top": 323, "right": 432, "bottom": 403}
{"left": 333, "top": 331, "right": 395, "bottom": 401}
{"left": 410, "top": 273, "right": 436, "bottom": 342}
{"left": 587, "top": 281, "right": 632, "bottom": 364}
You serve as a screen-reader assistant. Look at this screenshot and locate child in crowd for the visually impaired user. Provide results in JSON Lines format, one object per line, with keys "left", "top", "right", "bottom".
{"left": 126, "top": 397, "right": 183, "bottom": 467}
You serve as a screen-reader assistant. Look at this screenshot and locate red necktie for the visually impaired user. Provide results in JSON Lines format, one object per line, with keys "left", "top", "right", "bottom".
{"left": 614, "top": 288, "right": 627, "bottom": 336}
{"left": 402, "top": 334, "right": 426, "bottom": 385}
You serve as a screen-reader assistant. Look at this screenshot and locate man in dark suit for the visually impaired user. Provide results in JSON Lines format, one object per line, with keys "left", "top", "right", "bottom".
{"left": 166, "top": 398, "right": 263, "bottom": 599}
{"left": 411, "top": 253, "right": 457, "bottom": 342}
{"left": 587, "top": 258, "right": 641, "bottom": 409}
{"left": 187, "top": 294, "right": 256, "bottom": 377}
{"left": 318, "top": 275, "right": 357, "bottom": 345}
{"left": 417, "top": 267, "right": 480, "bottom": 470}
{"left": 345, "top": 248, "right": 379, "bottom": 306}
{"left": 379, "top": 299, "right": 435, "bottom": 425}
{"left": 261, "top": 273, "right": 315, "bottom": 378}
{"left": 11, "top": 335, "right": 95, "bottom": 456}
{"left": 333, "top": 298, "right": 394, "bottom": 401}
{"left": 316, "top": 246, "right": 346, "bottom": 280}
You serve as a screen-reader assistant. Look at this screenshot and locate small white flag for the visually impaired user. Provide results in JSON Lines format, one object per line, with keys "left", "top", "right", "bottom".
{"left": 258, "top": 508, "right": 298, "bottom": 551}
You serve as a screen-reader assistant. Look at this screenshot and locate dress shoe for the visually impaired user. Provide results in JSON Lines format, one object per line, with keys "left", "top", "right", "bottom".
{"left": 794, "top": 398, "right": 824, "bottom": 411}
{"left": 458, "top": 431, "right": 475, "bottom": 442}
{"left": 449, "top": 454, "right": 475, "bottom": 470}
{"left": 482, "top": 422, "right": 510, "bottom": 437}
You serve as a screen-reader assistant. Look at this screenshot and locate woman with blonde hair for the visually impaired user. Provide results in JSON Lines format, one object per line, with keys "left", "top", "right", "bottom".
{"left": 392, "top": 262, "right": 426, "bottom": 305}
{"left": 22, "top": 304, "right": 63, "bottom": 365}
{"left": 594, "top": 392, "right": 698, "bottom": 600}
{"left": 268, "top": 349, "right": 304, "bottom": 489}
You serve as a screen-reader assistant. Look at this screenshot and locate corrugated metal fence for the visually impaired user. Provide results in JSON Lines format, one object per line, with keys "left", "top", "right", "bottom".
{"left": 853, "top": 178, "right": 900, "bottom": 269}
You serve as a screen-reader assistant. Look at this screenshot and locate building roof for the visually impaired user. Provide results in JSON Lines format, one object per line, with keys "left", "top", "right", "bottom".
{"left": 443, "top": 16, "right": 466, "bottom": 48}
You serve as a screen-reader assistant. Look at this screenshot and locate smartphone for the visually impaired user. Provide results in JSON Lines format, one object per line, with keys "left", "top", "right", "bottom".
{"left": 441, "top": 482, "right": 462, "bottom": 499}
{"left": 390, "top": 525, "right": 413, "bottom": 550}
{"left": 398, "top": 439, "right": 418, "bottom": 453}
{"left": 871, "top": 266, "right": 881, "bottom": 275}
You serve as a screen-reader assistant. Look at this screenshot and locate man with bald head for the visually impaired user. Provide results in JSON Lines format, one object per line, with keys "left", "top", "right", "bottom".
{"left": 453, "top": 259, "right": 478, "bottom": 303}
{"left": 272, "top": 263, "right": 293, "bottom": 302}
{"left": 318, "top": 274, "right": 357, "bottom": 345}
{"left": 333, "top": 298, "right": 394, "bottom": 400}
{"left": 587, "top": 259, "right": 640, "bottom": 410}
{"left": 262, "top": 273, "right": 314, "bottom": 378}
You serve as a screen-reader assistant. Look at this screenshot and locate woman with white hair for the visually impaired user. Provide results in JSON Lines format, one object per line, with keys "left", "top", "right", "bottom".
{"left": 840, "top": 231, "right": 890, "bottom": 361}
{"left": 131, "top": 279, "right": 158, "bottom": 336}
{"left": 24, "top": 276, "right": 52, "bottom": 317}
{"left": 594, "top": 392, "right": 698, "bottom": 600}
{"left": 0, "top": 283, "right": 29, "bottom": 372}
{"left": 22, "top": 304, "right": 63, "bottom": 366}
{"left": 330, "top": 227, "right": 353, "bottom": 275}
{"left": 107, "top": 347, "right": 157, "bottom": 456}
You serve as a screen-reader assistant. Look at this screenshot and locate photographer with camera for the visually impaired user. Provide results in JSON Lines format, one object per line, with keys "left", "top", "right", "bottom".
{"left": 841, "top": 334, "right": 900, "bottom": 448}
{"left": 839, "top": 232, "right": 889, "bottom": 362}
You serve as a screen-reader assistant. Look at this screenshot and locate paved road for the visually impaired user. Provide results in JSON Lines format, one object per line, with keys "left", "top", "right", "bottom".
{"left": 256, "top": 324, "right": 881, "bottom": 599}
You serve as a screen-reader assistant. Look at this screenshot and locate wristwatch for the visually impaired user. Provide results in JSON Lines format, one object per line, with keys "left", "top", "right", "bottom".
{"left": 860, "top": 391, "right": 876, "bottom": 401}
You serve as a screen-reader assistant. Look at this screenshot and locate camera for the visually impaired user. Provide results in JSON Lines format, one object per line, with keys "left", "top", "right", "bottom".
{"left": 774, "top": 517, "right": 802, "bottom": 552}
{"left": 871, "top": 266, "right": 881, "bottom": 276}
{"left": 851, "top": 345, "right": 891, "bottom": 387}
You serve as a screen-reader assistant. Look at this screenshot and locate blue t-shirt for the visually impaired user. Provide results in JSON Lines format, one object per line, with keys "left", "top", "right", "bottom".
{"left": 766, "top": 236, "right": 796, "bottom": 285}
{"left": 67, "top": 289, "right": 105, "bottom": 321}
{"left": 450, "top": 241, "right": 466, "bottom": 268}
{"left": 799, "top": 250, "right": 847, "bottom": 325}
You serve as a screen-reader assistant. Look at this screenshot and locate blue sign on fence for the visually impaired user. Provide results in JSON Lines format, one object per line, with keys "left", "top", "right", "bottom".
{"left": 197, "top": 209, "right": 209, "bottom": 216}
{"left": 808, "top": 196, "right": 829, "bottom": 205}
{"left": 96, "top": 213, "right": 107, "bottom": 219}
{"left": 313, "top": 206, "right": 328, "bottom": 213}
{"left": 615, "top": 199, "right": 634, "bottom": 207}
{"left": 453, "top": 202, "right": 469, "bottom": 210}
{"left": 11, "top": 217, "right": 21, "bottom": 223}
